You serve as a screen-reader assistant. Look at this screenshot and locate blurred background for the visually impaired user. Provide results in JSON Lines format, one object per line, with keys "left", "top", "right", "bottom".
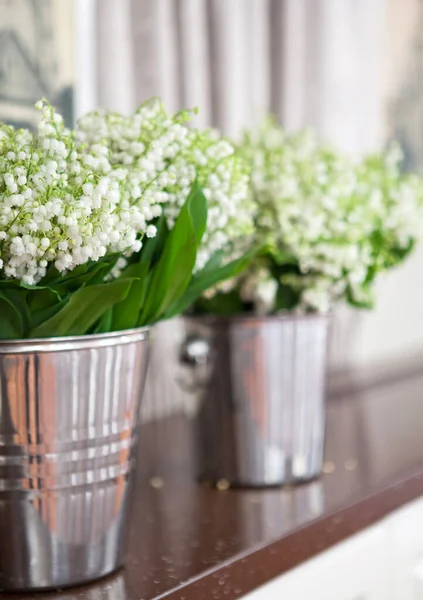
{"left": 1, "top": 0, "right": 423, "bottom": 417}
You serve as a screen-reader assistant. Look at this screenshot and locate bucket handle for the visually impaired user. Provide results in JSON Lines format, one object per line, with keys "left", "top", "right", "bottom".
{"left": 177, "top": 335, "right": 211, "bottom": 393}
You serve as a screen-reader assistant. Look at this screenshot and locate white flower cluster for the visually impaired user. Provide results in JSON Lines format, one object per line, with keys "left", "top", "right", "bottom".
{"left": 236, "top": 119, "right": 423, "bottom": 314}
{"left": 0, "top": 102, "right": 155, "bottom": 284}
{"left": 77, "top": 101, "right": 254, "bottom": 270}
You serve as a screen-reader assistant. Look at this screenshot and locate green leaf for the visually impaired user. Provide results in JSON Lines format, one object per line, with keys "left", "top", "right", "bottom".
{"left": 140, "top": 214, "right": 169, "bottom": 266}
{"left": 195, "top": 290, "right": 244, "bottom": 316}
{"left": 0, "top": 294, "right": 25, "bottom": 339}
{"left": 0, "top": 279, "right": 62, "bottom": 300}
{"left": 87, "top": 253, "right": 121, "bottom": 282}
{"left": 40, "top": 264, "right": 61, "bottom": 285}
{"left": 196, "top": 250, "right": 225, "bottom": 274}
{"left": 164, "top": 248, "right": 257, "bottom": 319}
{"left": 0, "top": 279, "right": 25, "bottom": 289}
{"left": 28, "top": 293, "right": 71, "bottom": 330}
{"left": 0, "top": 281, "right": 65, "bottom": 337}
{"left": 27, "top": 287, "right": 61, "bottom": 313}
{"left": 139, "top": 183, "right": 207, "bottom": 324}
{"left": 274, "top": 284, "right": 300, "bottom": 312}
{"left": 39, "top": 254, "right": 120, "bottom": 294}
{"left": 188, "top": 181, "right": 207, "bottom": 245}
{"left": 93, "top": 307, "right": 114, "bottom": 334}
{"left": 111, "top": 260, "right": 151, "bottom": 331}
{"left": 271, "top": 248, "right": 298, "bottom": 266}
{"left": 347, "top": 296, "right": 374, "bottom": 310}
{"left": 0, "top": 289, "right": 30, "bottom": 336}
{"left": 346, "top": 285, "right": 375, "bottom": 310}
{"left": 53, "top": 260, "right": 118, "bottom": 296}
{"left": 29, "top": 278, "right": 135, "bottom": 338}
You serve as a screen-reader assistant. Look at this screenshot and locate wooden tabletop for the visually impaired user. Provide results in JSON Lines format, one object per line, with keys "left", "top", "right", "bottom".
{"left": 4, "top": 368, "right": 423, "bottom": 600}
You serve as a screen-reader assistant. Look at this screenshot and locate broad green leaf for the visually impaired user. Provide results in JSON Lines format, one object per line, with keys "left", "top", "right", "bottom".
{"left": 86, "top": 253, "right": 121, "bottom": 282}
{"left": 164, "top": 248, "right": 257, "bottom": 319}
{"left": 39, "top": 254, "right": 120, "bottom": 292}
{"left": 274, "top": 285, "right": 299, "bottom": 312}
{"left": 346, "top": 296, "right": 374, "bottom": 310}
{"left": 40, "top": 264, "right": 62, "bottom": 285}
{"left": 93, "top": 307, "right": 114, "bottom": 334}
{"left": 0, "top": 298, "right": 22, "bottom": 339}
{"left": 27, "top": 287, "right": 61, "bottom": 314}
{"left": 0, "top": 279, "right": 25, "bottom": 289}
{"left": 140, "top": 215, "right": 169, "bottom": 266}
{"left": 29, "top": 293, "right": 71, "bottom": 330}
{"left": 195, "top": 290, "right": 244, "bottom": 316}
{"left": 0, "top": 289, "right": 30, "bottom": 336}
{"left": 30, "top": 278, "right": 135, "bottom": 338}
{"left": 139, "top": 183, "right": 207, "bottom": 324}
{"left": 271, "top": 248, "right": 297, "bottom": 266}
{"left": 188, "top": 180, "right": 207, "bottom": 245}
{"left": 0, "top": 279, "right": 63, "bottom": 305}
{"left": 346, "top": 285, "right": 374, "bottom": 310}
{"left": 197, "top": 250, "right": 225, "bottom": 274}
{"left": 51, "top": 259, "right": 119, "bottom": 296}
{"left": 111, "top": 261, "right": 151, "bottom": 330}
{"left": 136, "top": 273, "right": 152, "bottom": 326}
{"left": 52, "top": 266, "right": 104, "bottom": 296}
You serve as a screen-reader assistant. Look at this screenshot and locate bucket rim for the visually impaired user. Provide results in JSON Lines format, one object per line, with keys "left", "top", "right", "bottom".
{"left": 0, "top": 326, "right": 150, "bottom": 354}
{"left": 184, "top": 311, "right": 329, "bottom": 326}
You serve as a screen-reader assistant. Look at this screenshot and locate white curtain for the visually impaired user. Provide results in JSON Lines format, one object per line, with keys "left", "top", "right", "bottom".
{"left": 76, "top": 0, "right": 386, "bottom": 150}
{"left": 75, "top": 0, "right": 423, "bottom": 418}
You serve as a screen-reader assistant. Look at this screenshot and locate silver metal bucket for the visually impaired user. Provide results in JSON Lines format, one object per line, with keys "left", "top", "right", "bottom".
{"left": 0, "top": 328, "right": 150, "bottom": 591}
{"left": 181, "top": 315, "right": 328, "bottom": 487}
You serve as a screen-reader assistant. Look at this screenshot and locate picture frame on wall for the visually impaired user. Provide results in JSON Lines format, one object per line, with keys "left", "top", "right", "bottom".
{"left": 0, "top": 0, "right": 76, "bottom": 128}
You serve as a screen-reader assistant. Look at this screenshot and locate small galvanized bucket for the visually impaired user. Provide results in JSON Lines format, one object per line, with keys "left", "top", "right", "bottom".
{"left": 181, "top": 314, "right": 328, "bottom": 487}
{"left": 0, "top": 327, "right": 150, "bottom": 591}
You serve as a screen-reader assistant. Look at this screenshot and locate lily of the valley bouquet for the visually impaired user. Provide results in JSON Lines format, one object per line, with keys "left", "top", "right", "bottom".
{"left": 0, "top": 100, "right": 254, "bottom": 339}
{"left": 196, "top": 117, "right": 423, "bottom": 316}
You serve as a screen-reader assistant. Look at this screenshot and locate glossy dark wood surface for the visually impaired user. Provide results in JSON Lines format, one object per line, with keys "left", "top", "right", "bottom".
{"left": 3, "top": 370, "right": 423, "bottom": 600}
